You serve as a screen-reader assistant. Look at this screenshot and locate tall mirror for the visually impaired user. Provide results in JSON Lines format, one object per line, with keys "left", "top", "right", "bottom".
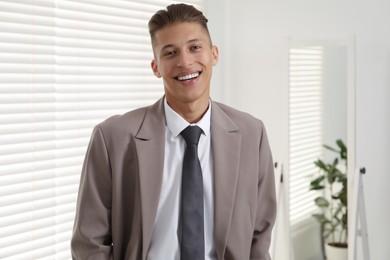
{"left": 287, "top": 39, "right": 355, "bottom": 260}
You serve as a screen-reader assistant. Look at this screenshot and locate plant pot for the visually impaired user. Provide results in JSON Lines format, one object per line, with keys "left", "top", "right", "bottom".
{"left": 325, "top": 243, "right": 347, "bottom": 260}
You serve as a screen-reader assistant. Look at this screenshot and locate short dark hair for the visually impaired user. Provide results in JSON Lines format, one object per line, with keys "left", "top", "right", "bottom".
{"left": 148, "top": 3, "right": 211, "bottom": 47}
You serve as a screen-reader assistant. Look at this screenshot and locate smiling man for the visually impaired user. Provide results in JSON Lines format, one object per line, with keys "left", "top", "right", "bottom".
{"left": 150, "top": 21, "right": 218, "bottom": 124}
{"left": 71, "top": 4, "right": 276, "bottom": 260}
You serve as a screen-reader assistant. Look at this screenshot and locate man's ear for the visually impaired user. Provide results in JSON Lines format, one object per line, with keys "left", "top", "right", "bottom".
{"left": 151, "top": 59, "right": 161, "bottom": 78}
{"left": 211, "top": 45, "right": 219, "bottom": 66}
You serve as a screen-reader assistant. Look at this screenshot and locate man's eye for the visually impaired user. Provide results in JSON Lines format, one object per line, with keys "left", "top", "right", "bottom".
{"left": 163, "top": 51, "right": 175, "bottom": 57}
{"left": 191, "top": 46, "right": 201, "bottom": 51}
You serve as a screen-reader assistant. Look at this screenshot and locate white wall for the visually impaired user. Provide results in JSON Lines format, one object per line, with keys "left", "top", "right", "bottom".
{"left": 205, "top": 0, "right": 390, "bottom": 259}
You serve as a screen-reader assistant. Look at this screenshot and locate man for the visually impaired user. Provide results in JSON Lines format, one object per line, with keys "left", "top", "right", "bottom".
{"left": 71, "top": 3, "right": 276, "bottom": 260}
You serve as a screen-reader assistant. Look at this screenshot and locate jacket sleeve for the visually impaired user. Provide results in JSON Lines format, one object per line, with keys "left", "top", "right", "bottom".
{"left": 71, "top": 125, "right": 113, "bottom": 260}
{"left": 250, "top": 123, "right": 277, "bottom": 260}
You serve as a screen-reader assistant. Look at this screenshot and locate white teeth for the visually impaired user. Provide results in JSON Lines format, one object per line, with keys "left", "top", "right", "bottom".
{"left": 177, "top": 72, "right": 199, "bottom": 81}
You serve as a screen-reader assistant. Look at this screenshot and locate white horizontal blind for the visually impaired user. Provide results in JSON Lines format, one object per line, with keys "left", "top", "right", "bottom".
{"left": 289, "top": 47, "right": 323, "bottom": 225}
{"left": 0, "top": 0, "right": 203, "bottom": 259}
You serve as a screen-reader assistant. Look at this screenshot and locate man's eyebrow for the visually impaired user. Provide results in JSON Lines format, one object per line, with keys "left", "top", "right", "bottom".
{"left": 187, "top": 38, "right": 203, "bottom": 44}
{"left": 160, "top": 44, "right": 175, "bottom": 52}
{"left": 160, "top": 38, "right": 204, "bottom": 52}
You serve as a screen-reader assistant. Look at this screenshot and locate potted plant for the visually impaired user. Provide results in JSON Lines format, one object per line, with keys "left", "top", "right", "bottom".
{"left": 310, "top": 139, "right": 348, "bottom": 260}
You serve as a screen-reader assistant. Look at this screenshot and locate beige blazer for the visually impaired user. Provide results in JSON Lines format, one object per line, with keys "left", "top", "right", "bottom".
{"left": 71, "top": 97, "right": 276, "bottom": 260}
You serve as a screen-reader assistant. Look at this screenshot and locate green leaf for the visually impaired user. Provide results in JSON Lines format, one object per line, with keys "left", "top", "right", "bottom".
{"left": 337, "top": 173, "right": 347, "bottom": 182}
{"left": 342, "top": 213, "right": 348, "bottom": 227}
{"left": 314, "top": 196, "right": 329, "bottom": 208}
{"left": 323, "top": 144, "right": 339, "bottom": 153}
{"left": 327, "top": 169, "right": 337, "bottom": 184}
{"left": 339, "top": 187, "right": 348, "bottom": 206}
{"left": 311, "top": 175, "right": 325, "bottom": 185}
{"left": 312, "top": 213, "right": 329, "bottom": 224}
{"left": 336, "top": 139, "right": 348, "bottom": 160}
{"left": 309, "top": 176, "right": 325, "bottom": 190}
{"left": 310, "top": 185, "right": 325, "bottom": 190}
{"left": 314, "top": 159, "right": 328, "bottom": 172}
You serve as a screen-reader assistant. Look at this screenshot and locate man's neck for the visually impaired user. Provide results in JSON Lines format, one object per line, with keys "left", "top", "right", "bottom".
{"left": 166, "top": 98, "right": 209, "bottom": 124}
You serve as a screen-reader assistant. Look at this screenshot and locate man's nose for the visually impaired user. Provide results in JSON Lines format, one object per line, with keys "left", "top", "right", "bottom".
{"left": 177, "top": 51, "right": 193, "bottom": 68}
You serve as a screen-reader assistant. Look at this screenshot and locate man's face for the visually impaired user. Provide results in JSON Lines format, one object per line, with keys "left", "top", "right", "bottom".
{"left": 151, "top": 22, "right": 219, "bottom": 111}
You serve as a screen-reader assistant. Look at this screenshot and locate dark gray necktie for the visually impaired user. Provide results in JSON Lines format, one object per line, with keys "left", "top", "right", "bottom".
{"left": 180, "top": 125, "right": 205, "bottom": 260}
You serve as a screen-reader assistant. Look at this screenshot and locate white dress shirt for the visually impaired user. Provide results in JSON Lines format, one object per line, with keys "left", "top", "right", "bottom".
{"left": 146, "top": 98, "right": 216, "bottom": 260}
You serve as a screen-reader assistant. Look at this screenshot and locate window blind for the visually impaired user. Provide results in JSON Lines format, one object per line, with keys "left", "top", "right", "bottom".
{"left": 0, "top": 0, "right": 203, "bottom": 259}
{"left": 289, "top": 47, "right": 324, "bottom": 225}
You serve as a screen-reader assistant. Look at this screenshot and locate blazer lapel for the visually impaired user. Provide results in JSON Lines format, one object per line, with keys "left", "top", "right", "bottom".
{"left": 134, "top": 98, "right": 166, "bottom": 260}
{"left": 211, "top": 102, "right": 242, "bottom": 259}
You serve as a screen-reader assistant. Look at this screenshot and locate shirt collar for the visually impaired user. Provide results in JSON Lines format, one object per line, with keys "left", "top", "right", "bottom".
{"left": 164, "top": 97, "right": 211, "bottom": 138}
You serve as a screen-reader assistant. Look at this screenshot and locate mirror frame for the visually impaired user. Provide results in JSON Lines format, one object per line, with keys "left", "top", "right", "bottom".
{"left": 279, "top": 36, "right": 356, "bottom": 260}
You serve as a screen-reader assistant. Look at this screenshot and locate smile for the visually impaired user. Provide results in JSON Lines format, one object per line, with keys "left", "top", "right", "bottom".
{"left": 175, "top": 72, "right": 201, "bottom": 81}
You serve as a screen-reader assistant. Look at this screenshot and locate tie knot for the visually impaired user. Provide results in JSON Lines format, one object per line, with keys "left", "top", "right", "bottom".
{"left": 181, "top": 125, "right": 203, "bottom": 145}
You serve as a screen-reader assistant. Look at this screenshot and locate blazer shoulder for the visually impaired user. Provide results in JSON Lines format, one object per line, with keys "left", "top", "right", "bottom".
{"left": 95, "top": 105, "right": 150, "bottom": 138}
{"left": 213, "top": 101, "right": 265, "bottom": 130}
{"left": 95, "top": 97, "right": 165, "bottom": 141}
